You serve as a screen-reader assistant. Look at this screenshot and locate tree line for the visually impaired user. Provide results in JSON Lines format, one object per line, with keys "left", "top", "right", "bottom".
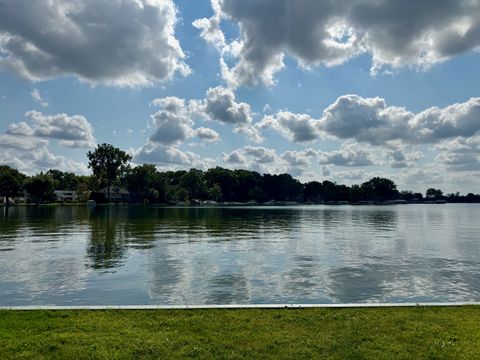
{"left": 1, "top": 143, "right": 479, "bottom": 205}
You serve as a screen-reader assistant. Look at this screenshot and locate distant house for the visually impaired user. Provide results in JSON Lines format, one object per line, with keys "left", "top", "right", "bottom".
{"left": 1, "top": 196, "right": 15, "bottom": 205}
{"left": 54, "top": 190, "right": 77, "bottom": 202}
{"left": 99, "top": 186, "right": 130, "bottom": 202}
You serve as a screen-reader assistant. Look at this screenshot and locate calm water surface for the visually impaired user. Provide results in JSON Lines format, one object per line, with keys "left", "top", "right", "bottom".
{"left": 1, "top": 204, "right": 479, "bottom": 305}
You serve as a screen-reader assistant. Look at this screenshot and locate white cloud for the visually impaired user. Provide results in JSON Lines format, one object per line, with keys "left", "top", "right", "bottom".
{"left": 149, "top": 96, "right": 220, "bottom": 145}
{"left": 192, "top": 0, "right": 225, "bottom": 50}
{"left": 387, "top": 149, "right": 424, "bottom": 169}
{"left": 0, "top": 0, "right": 189, "bottom": 87}
{"left": 321, "top": 166, "right": 331, "bottom": 177}
{"left": 257, "top": 111, "right": 320, "bottom": 143}
{"left": 243, "top": 146, "right": 276, "bottom": 163}
{"left": 320, "top": 95, "right": 412, "bottom": 145}
{"left": 6, "top": 121, "right": 34, "bottom": 136}
{"left": 233, "top": 125, "right": 263, "bottom": 144}
{"left": 221, "top": 146, "right": 315, "bottom": 177}
{"left": 151, "top": 86, "right": 261, "bottom": 143}
{"left": 435, "top": 136, "right": 480, "bottom": 171}
{"left": 0, "top": 134, "right": 88, "bottom": 175}
{"left": 197, "top": 0, "right": 480, "bottom": 87}
{"left": 31, "top": 88, "right": 48, "bottom": 107}
{"left": 149, "top": 97, "right": 195, "bottom": 146}
{"left": 317, "top": 143, "right": 376, "bottom": 167}
{"left": 411, "top": 98, "right": 480, "bottom": 142}
{"left": 319, "top": 95, "right": 480, "bottom": 146}
{"left": 223, "top": 146, "right": 278, "bottom": 166}
{"left": 282, "top": 151, "right": 311, "bottom": 166}
{"left": 223, "top": 149, "right": 247, "bottom": 164}
{"left": 6, "top": 110, "right": 96, "bottom": 148}
{"left": 194, "top": 127, "right": 220, "bottom": 142}
{"left": 203, "top": 86, "right": 252, "bottom": 125}
{"left": 133, "top": 142, "right": 201, "bottom": 167}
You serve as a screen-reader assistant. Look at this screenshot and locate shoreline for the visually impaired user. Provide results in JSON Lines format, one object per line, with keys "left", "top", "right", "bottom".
{"left": 2, "top": 302, "right": 480, "bottom": 310}
{"left": 2, "top": 200, "right": 479, "bottom": 208}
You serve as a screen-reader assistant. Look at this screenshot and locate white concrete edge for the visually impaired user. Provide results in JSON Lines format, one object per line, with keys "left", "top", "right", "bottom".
{"left": 1, "top": 302, "right": 480, "bottom": 310}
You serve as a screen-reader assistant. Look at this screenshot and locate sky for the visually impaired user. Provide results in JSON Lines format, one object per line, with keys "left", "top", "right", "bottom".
{"left": 1, "top": 0, "right": 480, "bottom": 193}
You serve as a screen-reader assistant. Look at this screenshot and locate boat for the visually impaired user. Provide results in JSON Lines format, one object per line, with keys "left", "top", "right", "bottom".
{"left": 86, "top": 200, "right": 96, "bottom": 207}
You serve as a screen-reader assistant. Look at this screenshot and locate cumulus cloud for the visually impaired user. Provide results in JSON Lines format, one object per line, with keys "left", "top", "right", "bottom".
{"left": 136, "top": 94, "right": 226, "bottom": 167}
{"left": 192, "top": 0, "right": 225, "bottom": 50}
{"left": 435, "top": 136, "right": 480, "bottom": 171}
{"left": 322, "top": 166, "right": 332, "bottom": 177}
{"left": 194, "top": 127, "right": 220, "bottom": 142}
{"left": 6, "top": 121, "right": 34, "bottom": 136}
{"left": 223, "top": 149, "right": 247, "bottom": 164}
{"left": 243, "top": 146, "right": 276, "bottom": 163}
{"left": 149, "top": 97, "right": 195, "bottom": 146}
{"left": 333, "top": 169, "right": 370, "bottom": 183}
{"left": 149, "top": 96, "right": 221, "bottom": 145}
{"left": 282, "top": 151, "right": 311, "bottom": 166}
{"left": 257, "top": 111, "right": 320, "bottom": 143}
{"left": 410, "top": 98, "right": 480, "bottom": 142}
{"left": 222, "top": 146, "right": 316, "bottom": 177}
{"left": 6, "top": 110, "right": 96, "bottom": 148}
{"left": 0, "top": 134, "right": 88, "bottom": 175}
{"left": 196, "top": 0, "right": 480, "bottom": 87}
{"left": 317, "top": 143, "right": 376, "bottom": 167}
{"left": 320, "top": 95, "right": 412, "bottom": 145}
{"left": 151, "top": 86, "right": 262, "bottom": 143}
{"left": 0, "top": 0, "right": 189, "bottom": 87}
{"left": 31, "top": 88, "right": 48, "bottom": 107}
{"left": 133, "top": 142, "right": 202, "bottom": 167}
{"left": 223, "top": 146, "right": 278, "bottom": 165}
{"left": 399, "top": 168, "right": 446, "bottom": 188}
{"left": 202, "top": 86, "right": 252, "bottom": 125}
{"left": 319, "top": 95, "right": 480, "bottom": 146}
{"left": 387, "top": 149, "right": 424, "bottom": 169}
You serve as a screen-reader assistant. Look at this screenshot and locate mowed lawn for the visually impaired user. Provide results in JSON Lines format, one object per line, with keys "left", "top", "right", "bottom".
{"left": 1, "top": 307, "right": 479, "bottom": 359}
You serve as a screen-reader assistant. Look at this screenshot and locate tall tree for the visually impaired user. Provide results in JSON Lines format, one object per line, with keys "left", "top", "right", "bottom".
{"left": 361, "top": 177, "right": 399, "bottom": 201}
{"left": 24, "top": 174, "right": 55, "bottom": 205}
{"left": 426, "top": 188, "right": 444, "bottom": 200}
{"left": 0, "top": 166, "right": 24, "bottom": 207}
{"left": 87, "top": 144, "right": 132, "bottom": 203}
{"left": 124, "top": 164, "right": 163, "bottom": 203}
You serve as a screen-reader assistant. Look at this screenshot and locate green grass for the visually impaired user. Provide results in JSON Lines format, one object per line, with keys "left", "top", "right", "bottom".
{"left": 1, "top": 307, "right": 479, "bottom": 359}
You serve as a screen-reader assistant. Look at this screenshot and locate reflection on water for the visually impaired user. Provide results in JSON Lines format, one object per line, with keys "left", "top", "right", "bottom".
{"left": 0, "top": 204, "right": 479, "bottom": 305}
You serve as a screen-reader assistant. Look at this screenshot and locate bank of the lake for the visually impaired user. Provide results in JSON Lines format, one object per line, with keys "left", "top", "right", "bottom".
{"left": 1, "top": 307, "right": 479, "bottom": 359}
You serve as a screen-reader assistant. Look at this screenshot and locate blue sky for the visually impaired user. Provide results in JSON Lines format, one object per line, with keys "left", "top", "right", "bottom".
{"left": 1, "top": 0, "right": 480, "bottom": 193}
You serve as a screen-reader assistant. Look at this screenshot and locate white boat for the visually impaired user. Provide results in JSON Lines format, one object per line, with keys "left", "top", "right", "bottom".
{"left": 86, "top": 200, "right": 96, "bottom": 207}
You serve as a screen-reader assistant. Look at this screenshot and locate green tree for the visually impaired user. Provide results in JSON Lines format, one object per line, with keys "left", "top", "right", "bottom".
{"left": 179, "top": 169, "right": 207, "bottom": 200}
{"left": 361, "top": 177, "right": 399, "bottom": 201}
{"left": 46, "top": 169, "right": 80, "bottom": 190}
{"left": 204, "top": 167, "right": 239, "bottom": 202}
{"left": 208, "top": 184, "right": 223, "bottom": 202}
{"left": 426, "top": 188, "right": 443, "bottom": 200}
{"left": 124, "top": 164, "right": 162, "bottom": 203}
{"left": 24, "top": 173, "right": 55, "bottom": 204}
{"left": 0, "top": 166, "right": 24, "bottom": 207}
{"left": 87, "top": 144, "right": 132, "bottom": 203}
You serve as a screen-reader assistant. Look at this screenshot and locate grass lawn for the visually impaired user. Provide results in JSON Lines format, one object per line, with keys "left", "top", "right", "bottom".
{"left": 1, "top": 307, "right": 479, "bottom": 359}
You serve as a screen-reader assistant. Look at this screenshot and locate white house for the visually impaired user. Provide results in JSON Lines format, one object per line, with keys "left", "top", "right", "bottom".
{"left": 54, "top": 190, "right": 77, "bottom": 202}
{"left": 98, "top": 186, "right": 130, "bottom": 202}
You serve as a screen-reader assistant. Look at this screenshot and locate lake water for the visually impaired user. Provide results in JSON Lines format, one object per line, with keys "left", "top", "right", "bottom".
{"left": 1, "top": 204, "right": 479, "bottom": 305}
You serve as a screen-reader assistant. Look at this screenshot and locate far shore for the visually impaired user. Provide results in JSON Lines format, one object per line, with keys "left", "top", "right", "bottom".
{"left": 2, "top": 199, "right": 479, "bottom": 208}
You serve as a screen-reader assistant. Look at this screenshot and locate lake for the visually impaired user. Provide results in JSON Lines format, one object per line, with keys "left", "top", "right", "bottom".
{"left": 1, "top": 204, "right": 479, "bottom": 305}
